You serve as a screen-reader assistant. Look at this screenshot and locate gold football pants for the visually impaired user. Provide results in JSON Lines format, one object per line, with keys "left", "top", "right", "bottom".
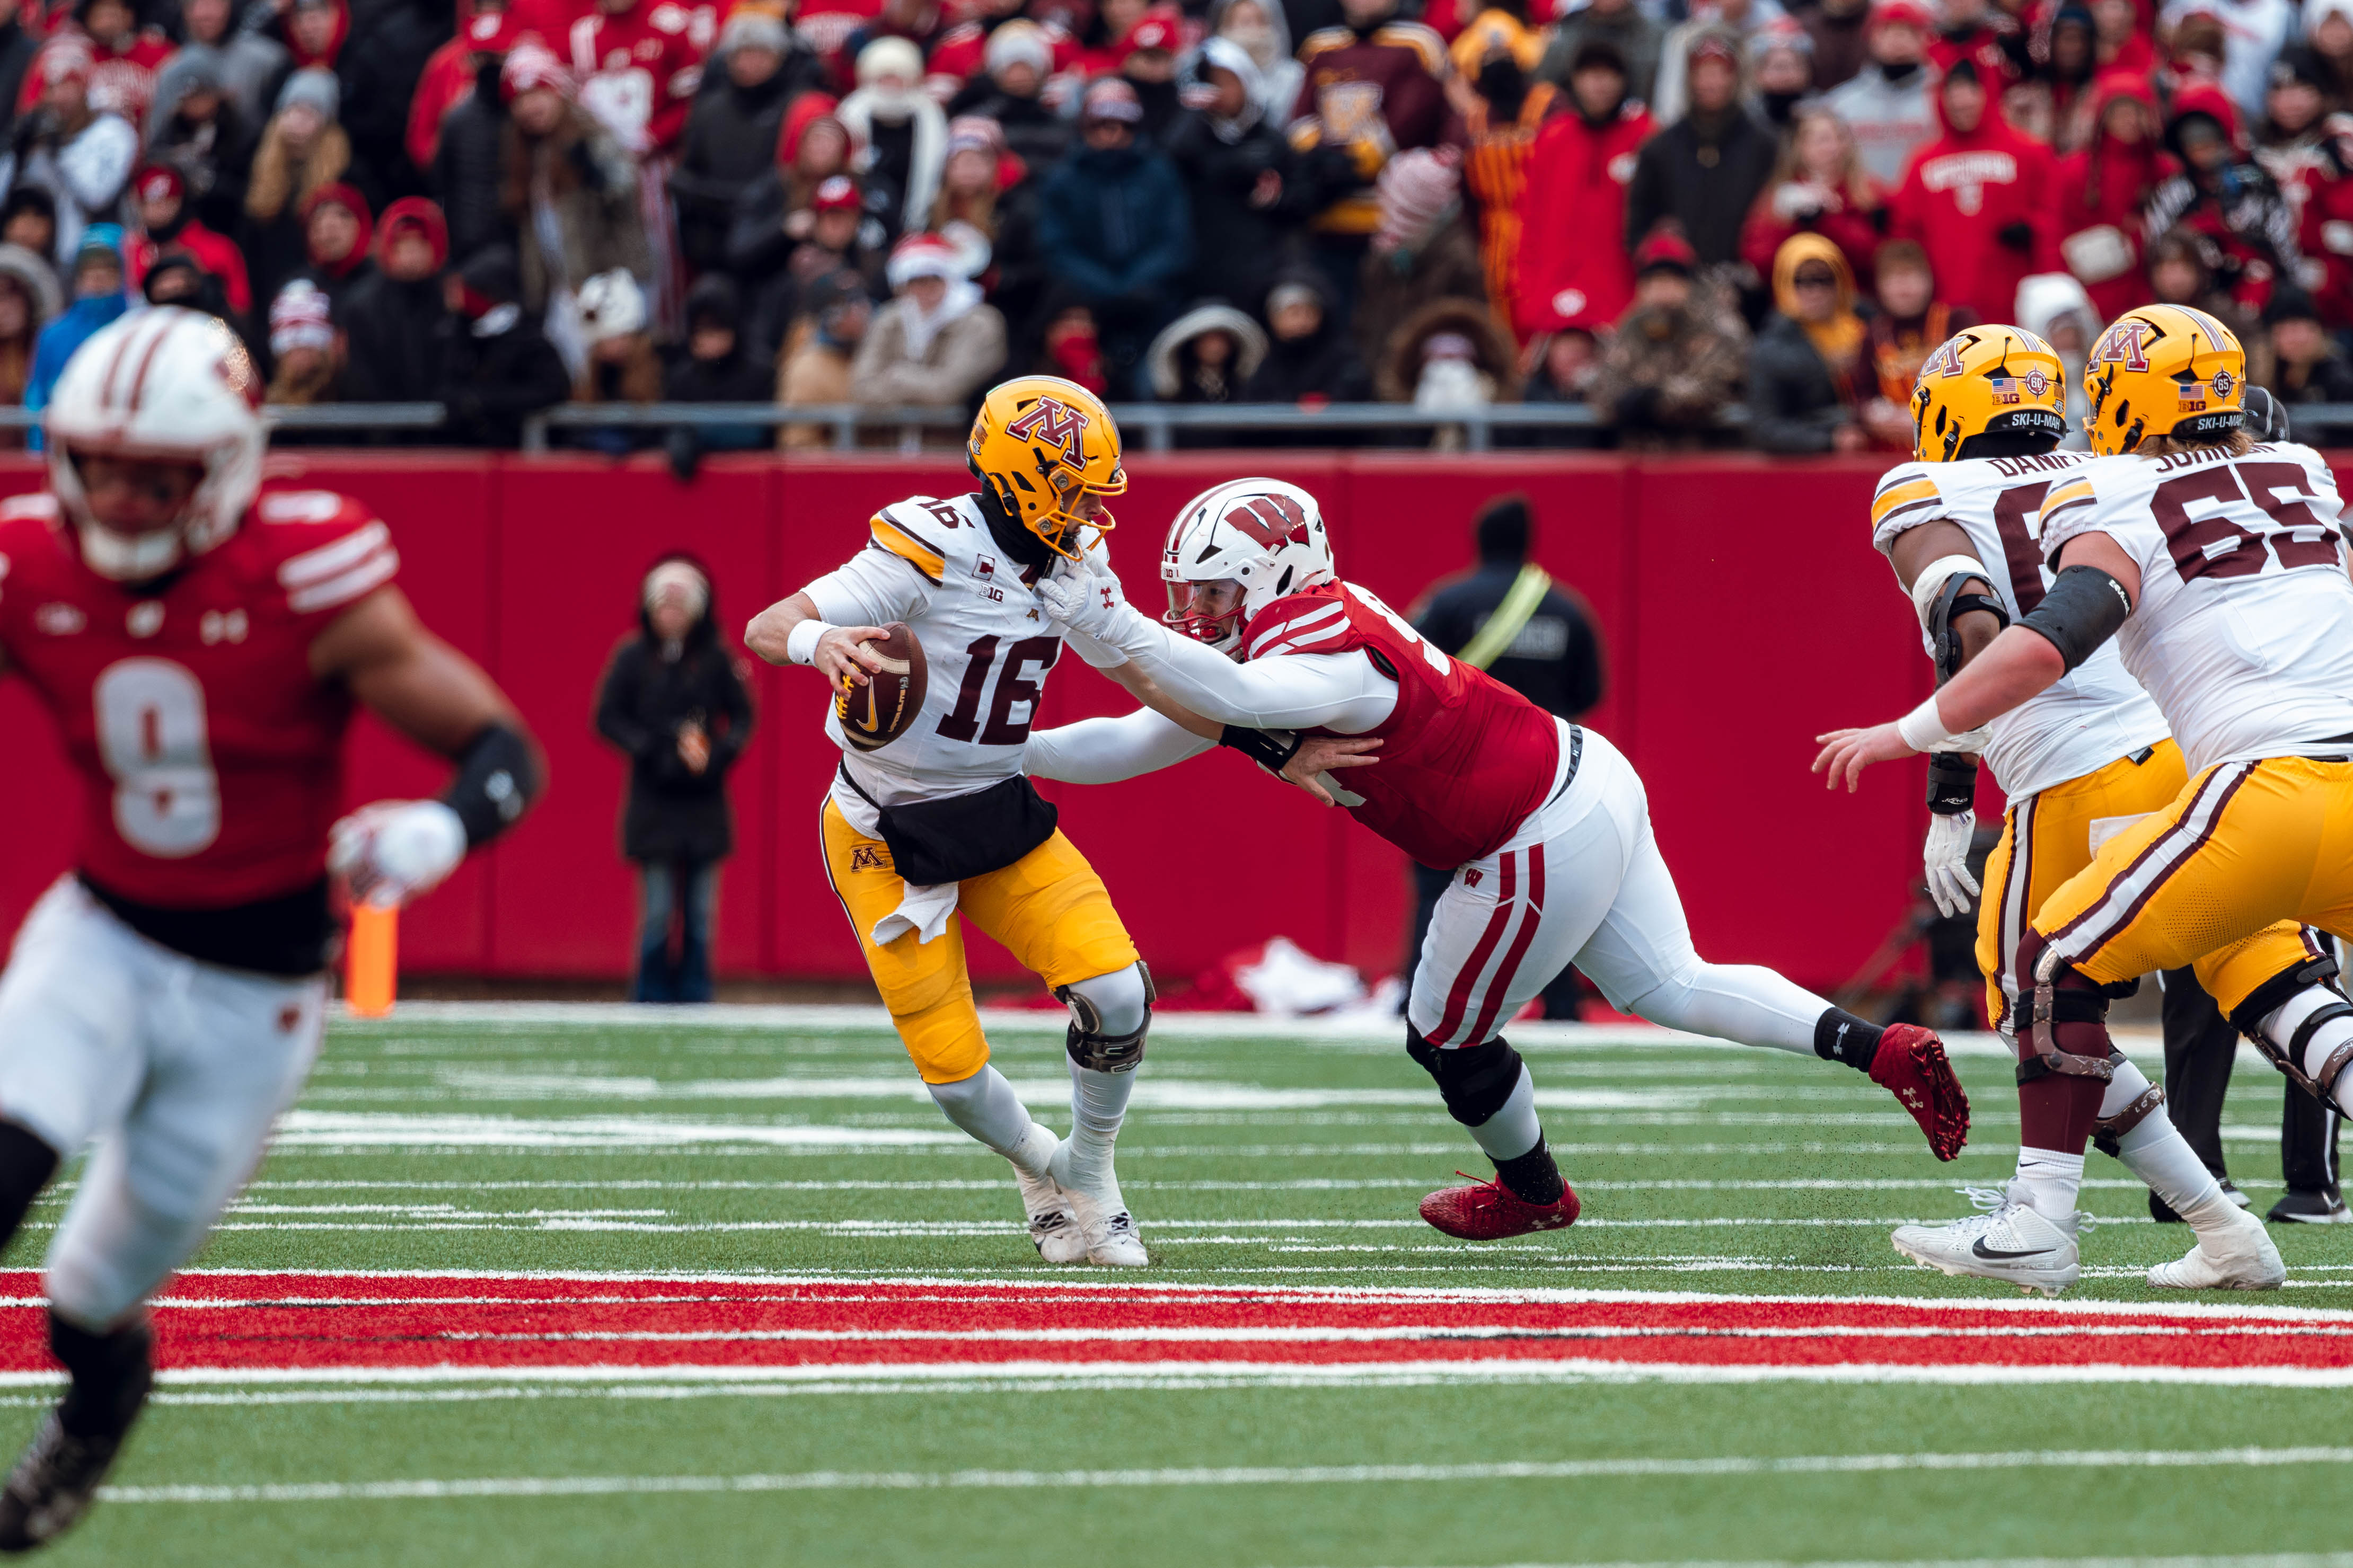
{"left": 2025, "top": 755, "right": 2353, "bottom": 1017}
{"left": 820, "top": 799, "right": 1140, "bottom": 1083}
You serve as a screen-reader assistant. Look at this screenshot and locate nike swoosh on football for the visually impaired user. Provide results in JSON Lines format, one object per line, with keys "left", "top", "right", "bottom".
{"left": 1971, "top": 1237, "right": 2055, "bottom": 1260}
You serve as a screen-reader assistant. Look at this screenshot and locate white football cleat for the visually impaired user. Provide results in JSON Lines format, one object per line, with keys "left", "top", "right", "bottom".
{"left": 1008, "top": 1127, "right": 1088, "bottom": 1264}
{"left": 1050, "top": 1136, "right": 1148, "bottom": 1266}
{"left": 1891, "top": 1184, "right": 2081, "bottom": 1297}
{"left": 2148, "top": 1204, "right": 2286, "bottom": 1290}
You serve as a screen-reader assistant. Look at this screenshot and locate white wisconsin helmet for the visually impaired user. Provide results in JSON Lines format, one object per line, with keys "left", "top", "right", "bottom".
{"left": 46, "top": 306, "right": 268, "bottom": 581}
{"left": 1159, "top": 477, "right": 1335, "bottom": 652}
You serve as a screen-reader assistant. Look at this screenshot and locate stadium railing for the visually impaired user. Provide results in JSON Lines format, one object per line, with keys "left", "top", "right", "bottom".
{"left": 6, "top": 401, "right": 2353, "bottom": 449}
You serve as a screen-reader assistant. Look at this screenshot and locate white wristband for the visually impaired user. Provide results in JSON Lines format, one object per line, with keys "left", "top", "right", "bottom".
{"left": 1894, "top": 694, "right": 1959, "bottom": 752}
{"left": 785, "top": 620, "right": 834, "bottom": 667}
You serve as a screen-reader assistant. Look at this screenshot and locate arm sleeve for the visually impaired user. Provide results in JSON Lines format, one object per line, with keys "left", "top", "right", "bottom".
{"left": 1087, "top": 606, "right": 1398, "bottom": 730}
{"left": 1024, "top": 706, "right": 1218, "bottom": 783}
{"left": 799, "top": 546, "right": 935, "bottom": 626}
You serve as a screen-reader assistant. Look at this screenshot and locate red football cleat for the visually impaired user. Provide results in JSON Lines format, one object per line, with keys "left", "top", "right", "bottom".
{"left": 1870, "top": 1023, "right": 1971, "bottom": 1161}
{"left": 1419, "top": 1173, "right": 1581, "bottom": 1240}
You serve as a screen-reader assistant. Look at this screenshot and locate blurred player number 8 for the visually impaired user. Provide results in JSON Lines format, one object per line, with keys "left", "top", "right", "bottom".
{"left": 1992, "top": 460, "right": 2340, "bottom": 607}
{"left": 93, "top": 658, "right": 221, "bottom": 858}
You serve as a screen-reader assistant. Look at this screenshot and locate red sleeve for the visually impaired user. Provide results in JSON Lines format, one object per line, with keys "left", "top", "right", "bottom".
{"left": 643, "top": 33, "right": 704, "bottom": 152}
{"left": 1888, "top": 162, "right": 1927, "bottom": 242}
{"left": 2025, "top": 143, "right": 2061, "bottom": 271}
{"left": 1739, "top": 190, "right": 1791, "bottom": 281}
{"left": 407, "top": 43, "right": 470, "bottom": 171}
{"left": 252, "top": 490, "right": 402, "bottom": 625}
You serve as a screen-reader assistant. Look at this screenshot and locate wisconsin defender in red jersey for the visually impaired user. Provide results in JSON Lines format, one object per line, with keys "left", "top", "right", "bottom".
{"left": 0, "top": 308, "right": 543, "bottom": 1552}
{"left": 1027, "top": 479, "right": 1968, "bottom": 1241}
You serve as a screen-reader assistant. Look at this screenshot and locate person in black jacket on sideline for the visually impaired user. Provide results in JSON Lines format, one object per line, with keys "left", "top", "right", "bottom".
{"left": 595, "top": 557, "right": 757, "bottom": 1004}
{"left": 1402, "top": 495, "right": 1606, "bottom": 1017}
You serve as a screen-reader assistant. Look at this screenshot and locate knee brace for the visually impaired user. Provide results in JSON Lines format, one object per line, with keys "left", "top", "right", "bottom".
{"left": 1056, "top": 961, "right": 1153, "bottom": 1074}
{"left": 2014, "top": 930, "right": 2124, "bottom": 1087}
{"left": 2089, "top": 1083, "right": 2166, "bottom": 1159}
{"left": 2227, "top": 953, "right": 2353, "bottom": 1102}
{"left": 1406, "top": 1025, "right": 1526, "bottom": 1129}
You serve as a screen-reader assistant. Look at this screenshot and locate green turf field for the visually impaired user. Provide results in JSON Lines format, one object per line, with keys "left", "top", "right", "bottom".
{"left": 8, "top": 1005, "right": 2350, "bottom": 1567}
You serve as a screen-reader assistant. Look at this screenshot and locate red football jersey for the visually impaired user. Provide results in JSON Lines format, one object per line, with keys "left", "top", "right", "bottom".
{"left": 1244, "top": 580, "right": 1560, "bottom": 870}
{"left": 567, "top": 0, "right": 707, "bottom": 154}
{"left": 0, "top": 484, "right": 399, "bottom": 909}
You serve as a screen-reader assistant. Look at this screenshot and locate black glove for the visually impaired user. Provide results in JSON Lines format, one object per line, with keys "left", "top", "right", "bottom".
{"left": 1996, "top": 220, "right": 2034, "bottom": 252}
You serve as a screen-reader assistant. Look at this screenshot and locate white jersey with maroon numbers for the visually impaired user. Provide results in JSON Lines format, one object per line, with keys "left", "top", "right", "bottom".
{"left": 1872, "top": 453, "right": 2171, "bottom": 799}
{"left": 800, "top": 494, "right": 1073, "bottom": 836}
{"left": 0, "top": 483, "right": 399, "bottom": 913}
{"left": 2034, "top": 441, "right": 2353, "bottom": 773}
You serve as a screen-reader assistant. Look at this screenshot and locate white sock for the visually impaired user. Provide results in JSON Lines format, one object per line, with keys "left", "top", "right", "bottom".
{"left": 1467, "top": 1064, "right": 1543, "bottom": 1162}
{"left": 2014, "top": 1148, "right": 2086, "bottom": 1223}
{"left": 2260, "top": 988, "right": 2353, "bottom": 1113}
{"left": 2114, "top": 1114, "right": 2233, "bottom": 1233}
{"left": 927, "top": 1065, "right": 1044, "bottom": 1170}
{"left": 1060, "top": 1060, "right": 1134, "bottom": 1207}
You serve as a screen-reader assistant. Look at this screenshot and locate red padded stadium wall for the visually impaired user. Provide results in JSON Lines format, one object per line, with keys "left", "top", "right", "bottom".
{"left": 0, "top": 451, "right": 1980, "bottom": 994}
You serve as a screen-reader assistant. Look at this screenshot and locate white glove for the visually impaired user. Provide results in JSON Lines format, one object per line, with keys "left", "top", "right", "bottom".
{"left": 1923, "top": 810, "right": 1980, "bottom": 919}
{"left": 330, "top": 800, "right": 468, "bottom": 909}
{"left": 1035, "top": 547, "right": 1136, "bottom": 643}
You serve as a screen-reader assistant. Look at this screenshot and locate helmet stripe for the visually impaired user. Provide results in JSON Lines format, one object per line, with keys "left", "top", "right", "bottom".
{"left": 123, "top": 315, "right": 173, "bottom": 414}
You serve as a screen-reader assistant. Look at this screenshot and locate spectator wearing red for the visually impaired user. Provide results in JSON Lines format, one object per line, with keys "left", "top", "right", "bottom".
{"left": 926, "top": 0, "right": 1036, "bottom": 85}
{"left": 409, "top": 5, "right": 519, "bottom": 174}
{"left": 299, "top": 181, "right": 374, "bottom": 305}
{"left": 16, "top": 0, "right": 172, "bottom": 130}
{"left": 1118, "top": 6, "right": 1191, "bottom": 143}
{"left": 568, "top": 0, "right": 708, "bottom": 156}
{"left": 1740, "top": 104, "right": 1884, "bottom": 293}
{"left": 795, "top": 0, "right": 885, "bottom": 88}
{"left": 1887, "top": 58, "right": 2056, "bottom": 322}
{"left": 340, "top": 197, "right": 451, "bottom": 410}
{"left": 1512, "top": 37, "right": 1652, "bottom": 338}
{"left": 1926, "top": 0, "right": 2023, "bottom": 96}
{"left": 2142, "top": 79, "right": 2299, "bottom": 311}
{"left": 124, "top": 162, "right": 251, "bottom": 315}
{"left": 2091, "top": 0, "right": 2154, "bottom": 75}
{"left": 2052, "top": 68, "right": 2169, "bottom": 320}
{"left": 2293, "top": 119, "right": 2353, "bottom": 329}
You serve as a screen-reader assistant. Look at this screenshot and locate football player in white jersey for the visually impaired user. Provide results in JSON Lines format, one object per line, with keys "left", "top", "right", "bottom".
{"left": 1820, "top": 303, "right": 2353, "bottom": 1287}
{"left": 745, "top": 377, "right": 1156, "bottom": 1267}
{"left": 1866, "top": 324, "right": 2284, "bottom": 1294}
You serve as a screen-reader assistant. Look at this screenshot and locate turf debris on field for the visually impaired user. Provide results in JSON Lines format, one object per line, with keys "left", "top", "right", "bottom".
{"left": 2, "top": 1007, "right": 2347, "bottom": 1567}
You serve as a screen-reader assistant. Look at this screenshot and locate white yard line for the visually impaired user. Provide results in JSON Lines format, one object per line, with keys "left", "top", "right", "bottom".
{"left": 89, "top": 1445, "right": 2353, "bottom": 1505}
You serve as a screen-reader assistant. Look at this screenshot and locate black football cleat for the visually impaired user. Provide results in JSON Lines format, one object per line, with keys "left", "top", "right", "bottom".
{"left": 0, "top": 1412, "right": 130, "bottom": 1554}
{"left": 2267, "top": 1186, "right": 2351, "bottom": 1224}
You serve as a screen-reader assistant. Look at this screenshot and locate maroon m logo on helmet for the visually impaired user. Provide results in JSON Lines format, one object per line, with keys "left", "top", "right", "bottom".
{"left": 1222, "top": 495, "right": 1308, "bottom": 551}
{"left": 1004, "top": 396, "right": 1092, "bottom": 472}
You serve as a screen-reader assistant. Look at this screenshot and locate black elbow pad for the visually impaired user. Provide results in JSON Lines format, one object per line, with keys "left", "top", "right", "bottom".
{"left": 2017, "top": 566, "right": 2132, "bottom": 675}
{"left": 443, "top": 722, "right": 541, "bottom": 847}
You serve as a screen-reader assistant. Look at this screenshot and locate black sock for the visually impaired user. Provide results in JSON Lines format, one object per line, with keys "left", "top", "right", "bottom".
{"left": 1812, "top": 1008, "right": 1883, "bottom": 1073}
{"left": 1492, "top": 1136, "right": 1565, "bottom": 1204}
{"left": 0, "top": 1121, "right": 58, "bottom": 1252}
{"left": 50, "top": 1313, "right": 152, "bottom": 1442}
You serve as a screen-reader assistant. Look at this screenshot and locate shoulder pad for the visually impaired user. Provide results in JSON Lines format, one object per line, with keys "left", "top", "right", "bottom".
{"left": 869, "top": 499, "right": 962, "bottom": 585}
{"left": 1870, "top": 465, "right": 1944, "bottom": 533}
{"left": 1244, "top": 590, "right": 1351, "bottom": 660}
{"left": 261, "top": 492, "right": 399, "bottom": 615}
{"left": 1373, "top": 20, "right": 1449, "bottom": 73}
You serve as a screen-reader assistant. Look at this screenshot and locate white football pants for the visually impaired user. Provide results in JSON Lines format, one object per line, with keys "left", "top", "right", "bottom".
{"left": 0, "top": 877, "right": 324, "bottom": 1328}
{"left": 1409, "top": 726, "right": 1828, "bottom": 1054}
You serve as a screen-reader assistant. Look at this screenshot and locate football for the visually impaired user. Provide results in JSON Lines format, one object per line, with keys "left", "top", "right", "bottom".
{"left": 834, "top": 622, "right": 926, "bottom": 751}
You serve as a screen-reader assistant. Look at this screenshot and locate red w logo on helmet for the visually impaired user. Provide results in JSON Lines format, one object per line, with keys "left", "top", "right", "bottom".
{"left": 1222, "top": 495, "right": 1308, "bottom": 551}
{"left": 1004, "top": 396, "right": 1091, "bottom": 471}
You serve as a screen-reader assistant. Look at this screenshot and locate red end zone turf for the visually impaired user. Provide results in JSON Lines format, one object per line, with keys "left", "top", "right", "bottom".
{"left": 0, "top": 1274, "right": 2345, "bottom": 1380}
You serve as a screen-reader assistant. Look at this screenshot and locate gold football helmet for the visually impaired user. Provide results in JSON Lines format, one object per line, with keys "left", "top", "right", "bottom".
{"left": 967, "top": 375, "right": 1127, "bottom": 558}
{"left": 1909, "top": 325, "right": 2068, "bottom": 463}
{"left": 2082, "top": 304, "right": 2246, "bottom": 457}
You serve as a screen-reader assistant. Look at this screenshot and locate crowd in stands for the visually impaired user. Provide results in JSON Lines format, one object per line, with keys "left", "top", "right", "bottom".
{"left": 0, "top": 0, "right": 2346, "bottom": 448}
